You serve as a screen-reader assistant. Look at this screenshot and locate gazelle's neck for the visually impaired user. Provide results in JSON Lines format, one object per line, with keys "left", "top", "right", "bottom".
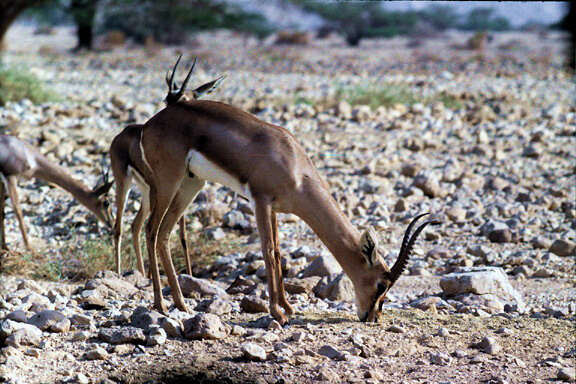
{"left": 292, "top": 180, "right": 366, "bottom": 282}
{"left": 32, "top": 155, "right": 98, "bottom": 210}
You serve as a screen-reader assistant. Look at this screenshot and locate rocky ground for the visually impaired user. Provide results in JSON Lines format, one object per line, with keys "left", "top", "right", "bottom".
{"left": 0, "top": 26, "right": 575, "bottom": 383}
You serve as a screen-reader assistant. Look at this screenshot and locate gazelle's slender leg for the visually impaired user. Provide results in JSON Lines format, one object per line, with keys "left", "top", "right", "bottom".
{"left": 179, "top": 216, "right": 193, "bottom": 275}
{"left": 272, "top": 212, "right": 293, "bottom": 316}
{"left": 6, "top": 176, "right": 30, "bottom": 250}
{"left": 145, "top": 183, "right": 173, "bottom": 314}
{"left": 145, "top": 175, "right": 185, "bottom": 313}
{"left": 156, "top": 177, "right": 205, "bottom": 311}
{"left": 254, "top": 196, "right": 287, "bottom": 325}
{"left": 112, "top": 172, "right": 132, "bottom": 275}
{"left": 131, "top": 195, "right": 149, "bottom": 277}
{"left": 0, "top": 178, "right": 6, "bottom": 251}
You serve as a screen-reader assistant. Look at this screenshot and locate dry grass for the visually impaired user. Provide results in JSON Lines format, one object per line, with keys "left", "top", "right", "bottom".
{"left": 0, "top": 228, "right": 248, "bottom": 282}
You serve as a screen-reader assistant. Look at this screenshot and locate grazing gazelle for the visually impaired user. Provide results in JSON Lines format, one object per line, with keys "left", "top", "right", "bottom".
{"left": 110, "top": 56, "right": 224, "bottom": 276}
{"left": 139, "top": 57, "right": 440, "bottom": 324}
{"left": 0, "top": 135, "right": 113, "bottom": 254}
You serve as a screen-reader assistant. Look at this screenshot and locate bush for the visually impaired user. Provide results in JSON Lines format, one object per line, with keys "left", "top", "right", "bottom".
{"left": 100, "top": 0, "right": 275, "bottom": 45}
{"left": 0, "top": 66, "right": 57, "bottom": 105}
{"left": 460, "top": 8, "right": 511, "bottom": 32}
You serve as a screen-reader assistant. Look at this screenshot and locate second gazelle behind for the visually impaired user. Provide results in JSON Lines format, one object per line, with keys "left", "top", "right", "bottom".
{"left": 139, "top": 56, "right": 439, "bottom": 324}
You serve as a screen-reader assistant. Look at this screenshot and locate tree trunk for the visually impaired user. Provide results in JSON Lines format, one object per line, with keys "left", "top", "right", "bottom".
{"left": 0, "top": 0, "right": 45, "bottom": 51}
{"left": 70, "top": 0, "right": 99, "bottom": 51}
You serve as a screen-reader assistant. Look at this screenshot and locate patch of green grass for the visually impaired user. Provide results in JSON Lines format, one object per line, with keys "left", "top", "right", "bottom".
{"left": 294, "top": 95, "right": 314, "bottom": 106}
{"left": 0, "top": 66, "right": 58, "bottom": 106}
{"left": 336, "top": 84, "right": 420, "bottom": 109}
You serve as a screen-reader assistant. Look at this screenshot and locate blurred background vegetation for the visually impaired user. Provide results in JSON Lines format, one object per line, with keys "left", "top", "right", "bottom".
{"left": 0, "top": 0, "right": 570, "bottom": 51}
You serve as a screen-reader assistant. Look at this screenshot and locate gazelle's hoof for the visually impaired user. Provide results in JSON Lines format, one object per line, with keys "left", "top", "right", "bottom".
{"left": 271, "top": 305, "right": 289, "bottom": 326}
{"left": 281, "top": 301, "right": 295, "bottom": 316}
{"left": 153, "top": 300, "right": 168, "bottom": 315}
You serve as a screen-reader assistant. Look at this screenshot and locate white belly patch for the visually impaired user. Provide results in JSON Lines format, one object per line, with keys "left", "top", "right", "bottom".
{"left": 186, "top": 150, "right": 251, "bottom": 200}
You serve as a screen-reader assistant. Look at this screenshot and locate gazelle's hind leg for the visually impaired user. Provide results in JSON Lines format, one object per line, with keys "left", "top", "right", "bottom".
{"left": 0, "top": 177, "right": 6, "bottom": 251}
{"left": 178, "top": 217, "right": 193, "bottom": 275}
{"left": 131, "top": 187, "right": 150, "bottom": 276}
{"left": 155, "top": 177, "right": 205, "bottom": 311}
{"left": 112, "top": 170, "right": 132, "bottom": 275}
{"left": 145, "top": 172, "right": 188, "bottom": 313}
{"left": 254, "top": 196, "right": 287, "bottom": 325}
{"left": 6, "top": 176, "right": 30, "bottom": 250}
{"left": 272, "top": 212, "right": 293, "bottom": 316}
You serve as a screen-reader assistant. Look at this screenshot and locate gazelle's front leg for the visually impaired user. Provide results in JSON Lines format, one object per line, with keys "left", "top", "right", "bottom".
{"left": 6, "top": 176, "right": 30, "bottom": 250}
{"left": 254, "top": 196, "right": 287, "bottom": 325}
{"left": 271, "top": 212, "right": 294, "bottom": 316}
{"left": 155, "top": 177, "right": 205, "bottom": 311}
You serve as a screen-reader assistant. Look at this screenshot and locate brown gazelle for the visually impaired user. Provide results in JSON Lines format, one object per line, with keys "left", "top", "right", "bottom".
{"left": 138, "top": 56, "right": 440, "bottom": 324}
{"left": 110, "top": 56, "right": 224, "bottom": 275}
{"left": 0, "top": 135, "right": 113, "bottom": 255}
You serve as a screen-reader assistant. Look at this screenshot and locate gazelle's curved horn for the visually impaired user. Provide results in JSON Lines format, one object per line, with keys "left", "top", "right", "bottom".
{"left": 166, "top": 54, "right": 182, "bottom": 89}
{"left": 176, "top": 57, "right": 197, "bottom": 97}
{"left": 389, "top": 216, "right": 441, "bottom": 283}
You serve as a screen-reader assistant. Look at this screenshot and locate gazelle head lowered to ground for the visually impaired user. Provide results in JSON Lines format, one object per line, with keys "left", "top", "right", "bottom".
{"left": 134, "top": 56, "right": 440, "bottom": 324}
{"left": 0, "top": 135, "right": 113, "bottom": 254}
{"left": 354, "top": 213, "right": 440, "bottom": 322}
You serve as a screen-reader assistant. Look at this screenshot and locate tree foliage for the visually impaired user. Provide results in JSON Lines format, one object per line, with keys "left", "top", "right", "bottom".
{"left": 459, "top": 8, "right": 511, "bottom": 32}
{"left": 101, "top": 0, "right": 275, "bottom": 45}
{"left": 294, "top": 1, "right": 419, "bottom": 46}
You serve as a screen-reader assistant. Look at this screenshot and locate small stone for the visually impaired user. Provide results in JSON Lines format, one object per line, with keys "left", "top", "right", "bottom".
{"left": 313, "top": 273, "right": 355, "bottom": 302}
{"left": 549, "top": 239, "right": 576, "bottom": 257}
{"left": 226, "top": 276, "right": 257, "bottom": 295}
{"left": 178, "top": 275, "right": 228, "bottom": 297}
{"left": 446, "top": 207, "right": 466, "bottom": 222}
{"left": 318, "top": 345, "right": 345, "bottom": 360}
{"left": 241, "top": 343, "right": 267, "bottom": 361}
{"left": 474, "top": 336, "right": 501, "bottom": 355}
{"left": 98, "top": 327, "right": 146, "bottom": 345}
{"left": 413, "top": 175, "right": 444, "bottom": 198}
{"left": 438, "top": 327, "right": 450, "bottom": 337}
{"left": 290, "top": 331, "right": 306, "bottom": 342}
{"left": 71, "top": 331, "right": 91, "bottom": 342}
{"left": 130, "top": 306, "right": 164, "bottom": 330}
{"left": 488, "top": 229, "right": 514, "bottom": 243}
{"left": 557, "top": 367, "right": 576, "bottom": 382}
{"left": 205, "top": 227, "right": 226, "bottom": 240}
{"left": 183, "top": 313, "right": 227, "bottom": 340}
{"left": 430, "top": 352, "right": 452, "bottom": 366}
{"left": 197, "top": 298, "right": 232, "bottom": 315}
{"left": 160, "top": 318, "right": 183, "bottom": 338}
{"left": 84, "top": 346, "right": 109, "bottom": 360}
{"left": 300, "top": 254, "right": 342, "bottom": 278}
{"left": 452, "top": 350, "right": 467, "bottom": 358}
{"left": 28, "top": 310, "right": 70, "bottom": 333}
{"left": 7, "top": 310, "right": 27, "bottom": 323}
{"left": 78, "top": 290, "right": 108, "bottom": 310}
{"left": 240, "top": 296, "right": 268, "bottom": 313}
{"left": 284, "top": 277, "right": 321, "bottom": 294}
{"left": 386, "top": 325, "right": 406, "bottom": 334}
{"left": 70, "top": 314, "right": 92, "bottom": 327}
{"left": 146, "top": 326, "right": 167, "bottom": 346}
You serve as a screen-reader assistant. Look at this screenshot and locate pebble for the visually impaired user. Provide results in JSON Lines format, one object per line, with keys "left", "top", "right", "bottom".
{"left": 241, "top": 343, "right": 267, "bottom": 361}
{"left": 474, "top": 336, "right": 502, "bottom": 355}
{"left": 557, "top": 367, "right": 576, "bottom": 382}
{"left": 84, "top": 346, "right": 109, "bottom": 360}
{"left": 183, "top": 313, "right": 227, "bottom": 340}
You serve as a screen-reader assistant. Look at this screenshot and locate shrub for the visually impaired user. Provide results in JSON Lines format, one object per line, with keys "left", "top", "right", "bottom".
{"left": 0, "top": 66, "right": 57, "bottom": 105}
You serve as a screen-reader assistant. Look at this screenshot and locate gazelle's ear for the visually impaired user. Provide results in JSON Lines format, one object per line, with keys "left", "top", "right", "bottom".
{"left": 191, "top": 75, "right": 226, "bottom": 99}
{"left": 360, "top": 227, "right": 379, "bottom": 266}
